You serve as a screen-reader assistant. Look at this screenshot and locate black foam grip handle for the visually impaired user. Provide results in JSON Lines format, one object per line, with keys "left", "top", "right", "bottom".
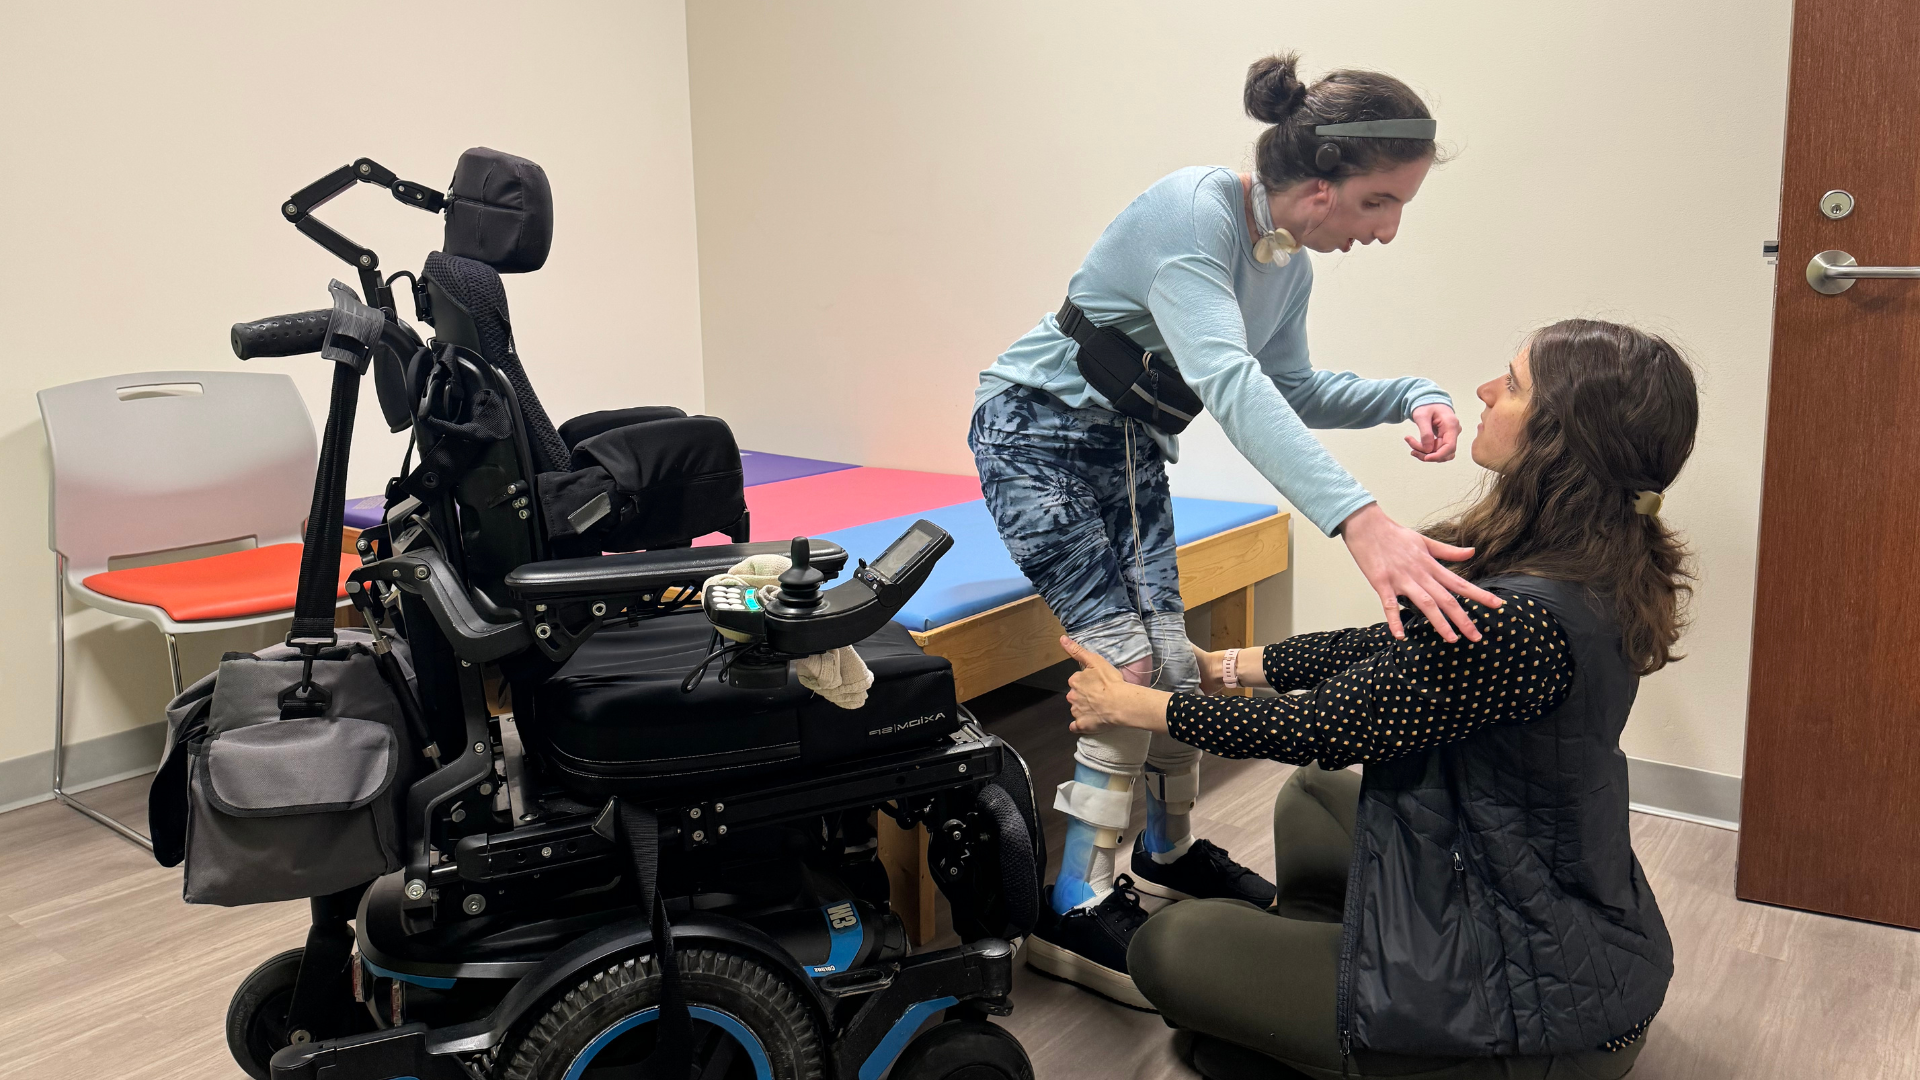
{"left": 231, "top": 308, "right": 331, "bottom": 360}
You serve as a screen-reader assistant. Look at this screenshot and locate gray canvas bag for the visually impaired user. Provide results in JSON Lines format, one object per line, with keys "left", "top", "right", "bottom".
{"left": 146, "top": 281, "right": 430, "bottom": 905}
{"left": 150, "top": 630, "right": 420, "bottom": 906}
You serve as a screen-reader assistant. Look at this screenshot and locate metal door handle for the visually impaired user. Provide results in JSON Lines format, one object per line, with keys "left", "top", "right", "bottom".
{"left": 1807, "top": 249, "right": 1920, "bottom": 294}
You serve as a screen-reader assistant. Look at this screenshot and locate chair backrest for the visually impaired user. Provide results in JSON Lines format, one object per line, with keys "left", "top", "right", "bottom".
{"left": 39, "top": 370, "right": 318, "bottom": 577}
{"left": 422, "top": 250, "right": 571, "bottom": 474}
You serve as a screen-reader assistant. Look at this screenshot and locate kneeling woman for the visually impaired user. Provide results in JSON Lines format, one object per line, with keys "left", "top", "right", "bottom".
{"left": 1060, "top": 319, "right": 1696, "bottom": 1077}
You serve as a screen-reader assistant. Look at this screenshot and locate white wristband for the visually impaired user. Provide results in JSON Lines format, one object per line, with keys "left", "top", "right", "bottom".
{"left": 1221, "top": 648, "right": 1241, "bottom": 690}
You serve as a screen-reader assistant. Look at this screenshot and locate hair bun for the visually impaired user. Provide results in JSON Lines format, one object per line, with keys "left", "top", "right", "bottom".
{"left": 1244, "top": 52, "right": 1309, "bottom": 124}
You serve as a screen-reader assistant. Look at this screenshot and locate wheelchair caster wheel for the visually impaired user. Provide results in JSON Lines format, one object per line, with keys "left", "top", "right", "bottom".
{"left": 500, "top": 948, "right": 823, "bottom": 1080}
{"left": 891, "top": 1019, "right": 1034, "bottom": 1080}
{"left": 226, "top": 948, "right": 305, "bottom": 1080}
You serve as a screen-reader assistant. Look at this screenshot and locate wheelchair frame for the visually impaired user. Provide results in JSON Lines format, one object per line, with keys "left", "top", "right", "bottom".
{"left": 232, "top": 157, "right": 1037, "bottom": 1080}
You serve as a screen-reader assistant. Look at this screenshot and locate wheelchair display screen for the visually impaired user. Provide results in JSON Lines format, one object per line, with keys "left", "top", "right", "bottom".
{"left": 869, "top": 523, "right": 941, "bottom": 583}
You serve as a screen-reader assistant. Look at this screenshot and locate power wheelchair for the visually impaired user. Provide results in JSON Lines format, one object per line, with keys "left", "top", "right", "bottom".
{"left": 216, "top": 148, "right": 1044, "bottom": 1080}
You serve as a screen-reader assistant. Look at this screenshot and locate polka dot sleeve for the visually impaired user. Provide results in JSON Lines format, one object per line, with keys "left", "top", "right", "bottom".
{"left": 1258, "top": 624, "right": 1396, "bottom": 692}
{"left": 1167, "top": 591, "right": 1574, "bottom": 769}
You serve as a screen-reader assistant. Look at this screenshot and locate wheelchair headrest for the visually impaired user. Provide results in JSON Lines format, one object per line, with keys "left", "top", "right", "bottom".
{"left": 443, "top": 147, "right": 553, "bottom": 273}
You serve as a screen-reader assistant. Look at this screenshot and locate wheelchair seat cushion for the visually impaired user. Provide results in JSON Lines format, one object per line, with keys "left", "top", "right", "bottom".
{"left": 526, "top": 610, "right": 959, "bottom": 797}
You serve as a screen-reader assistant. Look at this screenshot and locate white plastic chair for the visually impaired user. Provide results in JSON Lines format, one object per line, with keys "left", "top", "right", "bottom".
{"left": 38, "top": 370, "right": 340, "bottom": 848}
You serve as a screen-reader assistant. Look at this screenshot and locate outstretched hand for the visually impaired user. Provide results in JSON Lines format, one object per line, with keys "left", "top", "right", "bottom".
{"left": 1406, "top": 403, "right": 1461, "bottom": 462}
{"left": 1061, "top": 637, "right": 1171, "bottom": 736}
{"left": 1339, "top": 503, "right": 1504, "bottom": 642}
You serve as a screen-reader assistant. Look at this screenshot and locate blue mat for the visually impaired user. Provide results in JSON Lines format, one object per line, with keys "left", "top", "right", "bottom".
{"left": 819, "top": 497, "right": 1280, "bottom": 633}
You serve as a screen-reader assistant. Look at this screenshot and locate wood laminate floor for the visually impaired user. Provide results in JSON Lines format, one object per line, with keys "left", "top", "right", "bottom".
{"left": 1, "top": 686, "right": 1914, "bottom": 1078}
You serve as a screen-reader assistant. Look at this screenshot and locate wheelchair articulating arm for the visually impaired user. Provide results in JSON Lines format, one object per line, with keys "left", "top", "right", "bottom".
{"left": 281, "top": 157, "right": 446, "bottom": 309}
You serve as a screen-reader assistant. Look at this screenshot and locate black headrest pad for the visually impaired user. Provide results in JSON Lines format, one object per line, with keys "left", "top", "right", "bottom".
{"left": 443, "top": 147, "right": 553, "bottom": 273}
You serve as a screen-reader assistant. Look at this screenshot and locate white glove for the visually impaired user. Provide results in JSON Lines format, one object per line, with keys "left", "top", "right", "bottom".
{"left": 703, "top": 553, "right": 874, "bottom": 709}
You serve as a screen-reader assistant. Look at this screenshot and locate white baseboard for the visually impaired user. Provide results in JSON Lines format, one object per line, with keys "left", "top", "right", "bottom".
{"left": 0, "top": 720, "right": 1743, "bottom": 834}
{"left": 0, "top": 721, "right": 166, "bottom": 815}
{"left": 1627, "top": 755, "right": 1741, "bottom": 830}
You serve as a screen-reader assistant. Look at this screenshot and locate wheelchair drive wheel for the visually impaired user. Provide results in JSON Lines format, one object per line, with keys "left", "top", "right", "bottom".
{"left": 226, "top": 948, "right": 305, "bottom": 1080}
{"left": 891, "top": 1019, "right": 1034, "bottom": 1080}
{"left": 501, "top": 948, "right": 824, "bottom": 1080}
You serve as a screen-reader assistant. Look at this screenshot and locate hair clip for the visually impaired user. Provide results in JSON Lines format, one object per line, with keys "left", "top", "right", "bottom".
{"left": 1633, "top": 490, "right": 1664, "bottom": 516}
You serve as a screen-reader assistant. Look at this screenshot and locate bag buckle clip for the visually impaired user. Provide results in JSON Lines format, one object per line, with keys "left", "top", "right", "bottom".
{"left": 280, "top": 634, "right": 338, "bottom": 720}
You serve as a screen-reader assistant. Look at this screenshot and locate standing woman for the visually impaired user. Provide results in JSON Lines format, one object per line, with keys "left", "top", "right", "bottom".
{"left": 969, "top": 53, "right": 1500, "bottom": 1007}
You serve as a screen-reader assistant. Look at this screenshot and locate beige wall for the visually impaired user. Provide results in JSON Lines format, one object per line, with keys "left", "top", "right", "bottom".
{"left": 0, "top": 1, "right": 704, "bottom": 767}
{"left": 0, "top": 0, "right": 1795, "bottom": 786}
{"left": 688, "top": 0, "right": 1791, "bottom": 777}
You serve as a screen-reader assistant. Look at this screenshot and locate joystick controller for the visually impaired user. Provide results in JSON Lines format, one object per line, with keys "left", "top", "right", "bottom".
{"left": 769, "top": 536, "right": 827, "bottom": 614}
{"left": 698, "top": 520, "right": 953, "bottom": 659}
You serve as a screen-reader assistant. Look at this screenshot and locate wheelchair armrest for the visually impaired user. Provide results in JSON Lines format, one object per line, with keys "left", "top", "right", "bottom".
{"left": 503, "top": 540, "right": 849, "bottom": 604}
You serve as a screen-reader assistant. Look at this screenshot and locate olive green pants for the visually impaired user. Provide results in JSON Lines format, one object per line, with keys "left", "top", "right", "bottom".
{"left": 1128, "top": 765, "right": 1643, "bottom": 1079}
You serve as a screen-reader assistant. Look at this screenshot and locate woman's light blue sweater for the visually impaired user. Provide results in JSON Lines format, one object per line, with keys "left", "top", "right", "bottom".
{"left": 977, "top": 166, "right": 1450, "bottom": 536}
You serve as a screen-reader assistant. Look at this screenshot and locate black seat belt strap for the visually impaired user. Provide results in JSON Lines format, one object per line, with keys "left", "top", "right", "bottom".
{"left": 618, "top": 800, "right": 694, "bottom": 1080}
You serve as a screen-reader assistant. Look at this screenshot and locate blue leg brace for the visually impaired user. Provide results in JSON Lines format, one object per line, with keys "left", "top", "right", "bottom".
{"left": 1052, "top": 762, "right": 1132, "bottom": 913}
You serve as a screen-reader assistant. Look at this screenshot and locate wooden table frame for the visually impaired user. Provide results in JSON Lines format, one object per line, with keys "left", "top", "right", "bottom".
{"left": 878, "top": 512, "right": 1291, "bottom": 941}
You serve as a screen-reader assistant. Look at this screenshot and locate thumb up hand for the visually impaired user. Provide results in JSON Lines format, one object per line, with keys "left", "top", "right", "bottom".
{"left": 1061, "top": 636, "right": 1171, "bottom": 736}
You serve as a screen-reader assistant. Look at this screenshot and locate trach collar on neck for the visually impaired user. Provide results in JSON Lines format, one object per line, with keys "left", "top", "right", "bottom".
{"left": 1248, "top": 179, "right": 1300, "bottom": 266}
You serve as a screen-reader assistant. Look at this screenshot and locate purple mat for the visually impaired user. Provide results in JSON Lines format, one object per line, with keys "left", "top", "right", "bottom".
{"left": 343, "top": 495, "right": 386, "bottom": 531}
{"left": 342, "top": 451, "right": 855, "bottom": 530}
{"left": 741, "top": 450, "right": 855, "bottom": 486}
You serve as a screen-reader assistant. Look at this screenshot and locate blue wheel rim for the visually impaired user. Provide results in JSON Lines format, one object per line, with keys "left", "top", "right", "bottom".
{"left": 564, "top": 1005, "right": 774, "bottom": 1080}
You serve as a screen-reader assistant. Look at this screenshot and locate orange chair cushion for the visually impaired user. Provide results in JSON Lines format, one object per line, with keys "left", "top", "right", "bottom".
{"left": 82, "top": 543, "right": 355, "bottom": 622}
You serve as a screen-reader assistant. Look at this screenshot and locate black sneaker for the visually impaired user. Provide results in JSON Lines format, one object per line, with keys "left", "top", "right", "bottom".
{"left": 1129, "top": 835, "right": 1277, "bottom": 906}
{"left": 1024, "top": 875, "right": 1155, "bottom": 1010}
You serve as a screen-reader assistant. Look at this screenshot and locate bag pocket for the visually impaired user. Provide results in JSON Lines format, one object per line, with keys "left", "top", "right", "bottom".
{"left": 182, "top": 717, "right": 402, "bottom": 907}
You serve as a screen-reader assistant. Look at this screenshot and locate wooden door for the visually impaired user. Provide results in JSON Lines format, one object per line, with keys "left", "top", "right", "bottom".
{"left": 1739, "top": 0, "right": 1920, "bottom": 926}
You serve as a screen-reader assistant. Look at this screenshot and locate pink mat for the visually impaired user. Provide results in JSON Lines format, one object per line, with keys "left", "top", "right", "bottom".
{"left": 696, "top": 467, "right": 983, "bottom": 545}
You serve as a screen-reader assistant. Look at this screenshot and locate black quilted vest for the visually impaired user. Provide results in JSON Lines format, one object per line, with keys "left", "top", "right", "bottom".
{"left": 1339, "top": 574, "right": 1673, "bottom": 1057}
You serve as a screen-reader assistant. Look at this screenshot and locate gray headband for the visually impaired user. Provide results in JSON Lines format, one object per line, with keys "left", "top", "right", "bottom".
{"left": 1314, "top": 119, "right": 1437, "bottom": 140}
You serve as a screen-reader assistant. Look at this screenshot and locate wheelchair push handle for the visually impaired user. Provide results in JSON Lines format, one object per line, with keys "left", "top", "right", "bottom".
{"left": 230, "top": 308, "right": 331, "bottom": 359}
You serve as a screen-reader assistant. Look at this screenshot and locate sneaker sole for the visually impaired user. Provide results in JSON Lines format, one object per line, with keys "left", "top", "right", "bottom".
{"left": 1023, "top": 934, "right": 1157, "bottom": 1011}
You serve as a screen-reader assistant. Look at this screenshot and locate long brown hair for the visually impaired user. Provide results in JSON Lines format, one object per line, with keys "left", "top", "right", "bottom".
{"left": 1426, "top": 319, "right": 1699, "bottom": 675}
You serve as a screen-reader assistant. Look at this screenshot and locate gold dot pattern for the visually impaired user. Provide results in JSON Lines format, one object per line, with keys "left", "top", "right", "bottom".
{"left": 1597, "top": 1016, "right": 1653, "bottom": 1052}
{"left": 1166, "top": 593, "right": 1574, "bottom": 770}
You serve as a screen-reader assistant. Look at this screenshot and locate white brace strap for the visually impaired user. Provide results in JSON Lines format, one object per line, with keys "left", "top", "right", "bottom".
{"left": 1055, "top": 779, "right": 1132, "bottom": 833}
{"left": 1143, "top": 766, "right": 1199, "bottom": 813}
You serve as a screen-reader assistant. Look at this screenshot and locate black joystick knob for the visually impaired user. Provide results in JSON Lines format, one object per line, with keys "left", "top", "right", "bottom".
{"left": 776, "top": 537, "right": 826, "bottom": 609}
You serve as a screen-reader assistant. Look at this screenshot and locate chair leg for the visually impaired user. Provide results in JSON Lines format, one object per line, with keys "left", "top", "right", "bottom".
{"left": 50, "top": 554, "right": 154, "bottom": 851}
{"left": 165, "top": 633, "right": 184, "bottom": 697}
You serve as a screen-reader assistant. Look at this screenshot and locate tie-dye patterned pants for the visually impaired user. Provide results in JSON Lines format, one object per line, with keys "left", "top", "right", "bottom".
{"left": 969, "top": 385, "right": 1201, "bottom": 815}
